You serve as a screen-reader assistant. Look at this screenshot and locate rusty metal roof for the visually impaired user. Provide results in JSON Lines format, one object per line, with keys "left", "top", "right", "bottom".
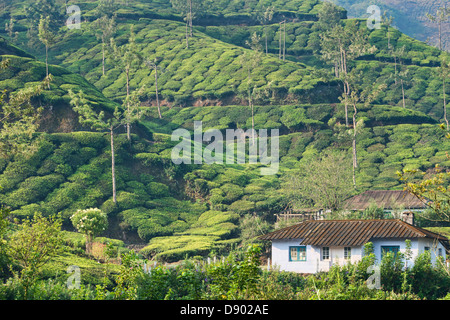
{"left": 343, "top": 190, "right": 427, "bottom": 211}
{"left": 259, "top": 219, "right": 448, "bottom": 247}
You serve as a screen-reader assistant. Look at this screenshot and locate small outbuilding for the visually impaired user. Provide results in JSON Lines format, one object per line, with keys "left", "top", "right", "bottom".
{"left": 342, "top": 190, "right": 428, "bottom": 215}
{"left": 259, "top": 217, "right": 449, "bottom": 274}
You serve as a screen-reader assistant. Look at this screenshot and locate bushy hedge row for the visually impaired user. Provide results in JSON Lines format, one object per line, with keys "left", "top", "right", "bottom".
{"left": 7, "top": 243, "right": 449, "bottom": 300}
{"left": 46, "top": 18, "right": 334, "bottom": 105}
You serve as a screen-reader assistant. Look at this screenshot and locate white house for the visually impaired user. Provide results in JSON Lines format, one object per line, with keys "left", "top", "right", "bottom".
{"left": 259, "top": 217, "right": 449, "bottom": 274}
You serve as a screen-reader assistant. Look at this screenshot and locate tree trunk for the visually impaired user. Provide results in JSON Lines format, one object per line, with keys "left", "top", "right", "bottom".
{"left": 352, "top": 138, "right": 356, "bottom": 188}
{"left": 444, "top": 75, "right": 448, "bottom": 130}
{"left": 86, "top": 233, "right": 93, "bottom": 255}
{"left": 155, "top": 65, "right": 162, "bottom": 119}
{"left": 343, "top": 80, "right": 350, "bottom": 127}
{"left": 394, "top": 54, "right": 397, "bottom": 84}
{"left": 352, "top": 103, "right": 358, "bottom": 188}
{"left": 265, "top": 24, "right": 268, "bottom": 55}
{"left": 45, "top": 44, "right": 48, "bottom": 77}
{"left": 279, "top": 22, "right": 282, "bottom": 60}
{"left": 186, "top": 19, "right": 189, "bottom": 49}
{"left": 189, "top": 0, "right": 193, "bottom": 37}
{"left": 45, "top": 45, "right": 50, "bottom": 89}
{"left": 126, "top": 67, "right": 131, "bottom": 141}
{"left": 102, "top": 40, "right": 105, "bottom": 76}
{"left": 401, "top": 79, "right": 406, "bottom": 108}
{"left": 251, "top": 95, "right": 255, "bottom": 145}
{"left": 283, "top": 21, "right": 286, "bottom": 61}
{"left": 110, "top": 126, "right": 117, "bottom": 203}
{"left": 387, "top": 24, "right": 390, "bottom": 49}
{"left": 340, "top": 46, "right": 349, "bottom": 127}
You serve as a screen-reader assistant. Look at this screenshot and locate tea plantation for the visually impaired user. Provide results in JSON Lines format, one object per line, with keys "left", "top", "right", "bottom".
{"left": 0, "top": 0, "right": 450, "bottom": 296}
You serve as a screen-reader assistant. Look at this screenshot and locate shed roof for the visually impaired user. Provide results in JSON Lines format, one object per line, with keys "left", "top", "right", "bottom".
{"left": 343, "top": 190, "right": 427, "bottom": 211}
{"left": 259, "top": 219, "right": 448, "bottom": 247}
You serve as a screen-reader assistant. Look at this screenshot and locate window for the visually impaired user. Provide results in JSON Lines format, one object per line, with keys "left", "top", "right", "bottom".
{"left": 438, "top": 248, "right": 443, "bottom": 257}
{"left": 322, "top": 247, "right": 330, "bottom": 260}
{"left": 381, "top": 246, "right": 400, "bottom": 259}
{"left": 289, "top": 246, "right": 306, "bottom": 261}
{"left": 344, "top": 247, "right": 351, "bottom": 260}
{"left": 424, "top": 247, "right": 430, "bottom": 251}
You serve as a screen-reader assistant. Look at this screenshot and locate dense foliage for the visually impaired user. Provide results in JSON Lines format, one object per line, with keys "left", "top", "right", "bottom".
{"left": 0, "top": 0, "right": 449, "bottom": 300}
{"left": 2, "top": 243, "right": 450, "bottom": 300}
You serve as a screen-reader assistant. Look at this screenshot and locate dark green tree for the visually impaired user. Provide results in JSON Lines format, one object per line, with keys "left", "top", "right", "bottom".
{"left": 7, "top": 213, "right": 63, "bottom": 299}
{"left": 0, "top": 59, "right": 52, "bottom": 159}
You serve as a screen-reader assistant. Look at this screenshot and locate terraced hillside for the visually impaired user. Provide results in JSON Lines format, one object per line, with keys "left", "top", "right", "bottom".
{"left": 0, "top": 36, "right": 119, "bottom": 133}
{"left": 332, "top": 0, "right": 450, "bottom": 51}
{"left": 0, "top": 0, "right": 449, "bottom": 262}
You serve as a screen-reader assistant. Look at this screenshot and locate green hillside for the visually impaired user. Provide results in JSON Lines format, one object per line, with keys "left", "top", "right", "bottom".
{"left": 0, "top": 0, "right": 449, "bottom": 264}
{"left": 330, "top": 0, "right": 450, "bottom": 51}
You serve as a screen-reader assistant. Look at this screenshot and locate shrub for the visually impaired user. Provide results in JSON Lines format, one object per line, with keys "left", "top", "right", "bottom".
{"left": 228, "top": 200, "right": 255, "bottom": 214}
{"left": 220, "top": 183, "right": 244, "bottom": 203}
{"left": 116, "top": 192, "right": 142, "bottom": 211}
{"left": 3, "top": 174, "right": 65, "bottom": 208}
{"left": 147, "top": 181, "right": 170, "bottom": 198}
{"left": 409, "top": 252, "right": 450, "bottom": 299}
{"left": 70, "top": 208, "right": 108, "bottom": 254}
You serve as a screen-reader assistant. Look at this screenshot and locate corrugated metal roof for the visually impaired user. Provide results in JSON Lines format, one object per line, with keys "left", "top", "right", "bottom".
{"left": 343, "top": 190, "right": 427, "bottom": 211}
{"left": 259, "top": 219, "right": 448, "bottom": 247}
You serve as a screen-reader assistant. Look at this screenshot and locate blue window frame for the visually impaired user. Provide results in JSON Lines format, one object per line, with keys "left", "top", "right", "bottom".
{"left": 322, "top": 247, "right": 330, "bottom": 260}
{"left": 289, "top": 246, "right": 306, "bottom": 261}
{"left": 344, "top": 247, "right": 351, "bottom": 260}
{"left": 381, "top": 246, "right": 400, "bottom": 259}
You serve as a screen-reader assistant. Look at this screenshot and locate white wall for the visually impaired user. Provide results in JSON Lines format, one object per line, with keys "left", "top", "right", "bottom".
{"left": 371, "top": 238, "right": 447, "bottom": 266}
{"left": 271, "top": 239, "right": 317, "bottom": 273}
{"left": 271, "top": 238, "right": 447, "bottom": 273}
{"left": 271, "top": 239, "right": 362, "bottom": 273}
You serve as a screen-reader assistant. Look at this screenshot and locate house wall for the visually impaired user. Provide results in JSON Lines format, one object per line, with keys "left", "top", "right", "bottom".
{"left": 371, "top": 238, "right": 446, "bottom": 266}
{"left": 271, "top": 239, "right": 363, "bottom": 273}
{"left": 271, "top": 238, "right": 447, "bottom": 274}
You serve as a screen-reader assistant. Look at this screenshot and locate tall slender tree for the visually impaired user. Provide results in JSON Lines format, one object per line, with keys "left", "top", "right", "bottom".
{"left": 278, "top": 20, "right": 286, "bottom": 60}
{"left": 257, "top": 6, "right": 274, "bottom": 56}
{"left": 320, "top": 21, "right": 376, "bottom": 127}
{"left": 170, "top": 0, "right": 206, "bottom": 48}
{"left": 110, "top": 25, "right": 143, "bottom": 141}
{"left": 243, "top": 32, "right": 263, "bottom": 145}
{"left": 25, "top": 0, "right": 63, "bottom": 52}
{"left": 343, "top": 73, "right": 386, "bottom": 188}
{"left": 398, "top": 68, "right": 409, "bottom": 109}
{"left": 91, "top": 14, "right": 116, "bottom": 76}
{"left": 5, "top": 17, "right": 18, "bottom": 43}
{"left": 382, "top": 12, "right": 394, "bottom": 50}
{"left": 316, "top": 2, "right": 342, "bottom": 78}
{"left": 69, "top": 88, "right": 145, "bottom": 203}
{"left": 145, "top": 58, "right": 164, "bottom": 119}
{"left": 38, "top": 15, "right": 56, "bottom": 83}
{"left": 438, "top": 58, "right": 450, "bottom": 130}
{"left": 426, "top": 7, "right": 449, "bottom": 51}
